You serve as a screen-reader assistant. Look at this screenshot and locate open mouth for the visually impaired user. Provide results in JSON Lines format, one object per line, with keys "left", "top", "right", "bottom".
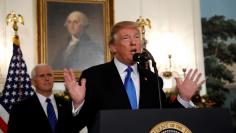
{"left": 131, "top": 49, "right": 137, "bottom": 54}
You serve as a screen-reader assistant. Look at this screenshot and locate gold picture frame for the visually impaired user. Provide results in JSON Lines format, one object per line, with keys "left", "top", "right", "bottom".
{"left": 37, "top": 0, "right": 114, "bottom": 81}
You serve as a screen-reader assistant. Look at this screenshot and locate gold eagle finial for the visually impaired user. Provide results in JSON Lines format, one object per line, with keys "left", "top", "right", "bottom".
{"left": 136, "top": 16, "right": 151, "bottom": 48}
{"left": 6, "top": 11, "right": 24, "bottom": 45}
{"left": 6, "top": 11, "right": 24, "bottom": 34}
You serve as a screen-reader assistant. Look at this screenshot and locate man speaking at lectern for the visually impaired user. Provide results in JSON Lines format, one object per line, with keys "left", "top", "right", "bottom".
{"left": 64, "top": 21, "right": 205, "bottom": 132}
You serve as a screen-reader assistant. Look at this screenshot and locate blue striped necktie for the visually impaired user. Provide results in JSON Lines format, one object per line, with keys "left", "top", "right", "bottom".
{"left": 124, "top": 66, "right": 138, "bottom": 110}
{"left": 46, "top": 98, "right": 57, "bottom": 133}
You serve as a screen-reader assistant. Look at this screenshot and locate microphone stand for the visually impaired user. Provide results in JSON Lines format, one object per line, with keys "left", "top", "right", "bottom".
{"left": 142, "top": 48, "right": 163, "bottom": 109}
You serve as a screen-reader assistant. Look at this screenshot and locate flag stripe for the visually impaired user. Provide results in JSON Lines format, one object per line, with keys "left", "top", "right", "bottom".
{"left": 0, "top": 116, "right": 7, "bottom": 133}
{"left": 0, "top": 105, "right": 9, "bottom": 123}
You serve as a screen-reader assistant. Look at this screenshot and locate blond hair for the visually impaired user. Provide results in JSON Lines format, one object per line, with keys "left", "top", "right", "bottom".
{"left": 109, "top": 21, "right": 140, "bottom": 45}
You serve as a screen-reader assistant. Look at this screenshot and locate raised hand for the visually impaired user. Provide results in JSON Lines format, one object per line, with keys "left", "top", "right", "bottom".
{"left": 175, "top": 69, "right": 205, "bottom": 101}
{"left": 64, "top": 68, "right": 86, "bottom": 108}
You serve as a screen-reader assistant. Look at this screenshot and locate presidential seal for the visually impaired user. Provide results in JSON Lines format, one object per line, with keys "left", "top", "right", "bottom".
{"left": 149, "top": 121, "right": 192, "bottom": 133}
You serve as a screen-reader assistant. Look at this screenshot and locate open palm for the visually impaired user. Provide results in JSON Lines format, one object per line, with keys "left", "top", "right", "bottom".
{"left": 64, "top": 68, "right": 86, "bottom": 108}
{"left": 175, "top": 69, "right": 205, "bottom": 101}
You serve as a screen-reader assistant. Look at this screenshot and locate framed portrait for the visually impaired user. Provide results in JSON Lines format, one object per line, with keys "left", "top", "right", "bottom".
{"left": 37, "top": 0, "right": 114, "bottom": 81}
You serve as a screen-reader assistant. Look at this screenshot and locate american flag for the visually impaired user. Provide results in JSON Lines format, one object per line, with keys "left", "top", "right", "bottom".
{"left": 0, "top": 39, "right": 35, "bottom": 133}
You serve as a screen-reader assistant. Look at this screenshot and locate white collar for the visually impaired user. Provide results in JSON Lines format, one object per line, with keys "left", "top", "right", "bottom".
{"left": 36, "top": 91, "right": 54, "bottom": 104}
{"left": 114, "top": 58, "right": 138, "bottom": 75}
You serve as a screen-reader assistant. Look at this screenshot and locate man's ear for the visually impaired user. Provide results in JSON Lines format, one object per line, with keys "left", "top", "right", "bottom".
{"left": 31, "top": 79, "right": 35, "bottom": 86}
{"left": 109, "top": 44, "right": 116, "bottom": 54}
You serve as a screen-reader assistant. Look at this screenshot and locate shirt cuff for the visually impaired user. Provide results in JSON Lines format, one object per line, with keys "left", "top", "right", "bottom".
{"left": 72, "top": 100, "right": 85, "bottom": 116}
{"left": 177, "top": 95, "right": 196, "bottom": 108}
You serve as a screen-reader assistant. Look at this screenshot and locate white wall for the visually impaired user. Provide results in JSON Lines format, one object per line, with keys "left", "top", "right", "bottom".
{"left": 0, "top": 0, "right": 6, "bottom": 90}
{"left": 0, "top": 0, "right": 206, "bottom": 94}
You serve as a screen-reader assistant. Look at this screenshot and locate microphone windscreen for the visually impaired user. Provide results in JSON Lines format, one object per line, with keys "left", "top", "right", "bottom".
{"left": 133, "top": 52, "right": 150, "bottom": 62}
{"left": 133, "top": 53, "right": 142, "bottom": 62}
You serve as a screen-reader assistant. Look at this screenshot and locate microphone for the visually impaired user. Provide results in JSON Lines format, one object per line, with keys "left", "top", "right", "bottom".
{"left": 133, "top": 48, "right": 163, "bottom": 109}
{"left": 133, "top": 52, "right": 150, "bottom": 63}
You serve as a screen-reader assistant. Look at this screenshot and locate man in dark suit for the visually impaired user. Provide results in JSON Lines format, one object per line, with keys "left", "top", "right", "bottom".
{"left": 64, "top": 21, "right": 205, "bottom": 132}
{"left": 7, "top": 64, "right": 85, "bottom": 133}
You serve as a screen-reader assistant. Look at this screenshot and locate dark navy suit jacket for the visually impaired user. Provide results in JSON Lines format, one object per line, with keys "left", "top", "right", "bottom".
{"left": 7, "top": 94, "right": 74, "bottom": 133}
{"left": 74, "top": 60, "right": 183, "bottom": 131}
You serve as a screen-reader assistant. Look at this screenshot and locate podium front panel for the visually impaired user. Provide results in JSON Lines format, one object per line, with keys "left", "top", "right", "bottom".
{"left": 90, "top": 108, "right": 233, "bottom": 133}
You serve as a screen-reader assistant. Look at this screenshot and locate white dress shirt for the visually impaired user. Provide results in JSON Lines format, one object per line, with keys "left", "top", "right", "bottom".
{"left": 36, "top": 92, "right": 58, "bottom": 119}
{"left": 114, "top": 58, "right": 140, "bottom": 107}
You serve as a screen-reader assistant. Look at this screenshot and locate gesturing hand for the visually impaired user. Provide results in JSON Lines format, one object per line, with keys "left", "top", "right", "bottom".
{"left": 175, "top": 69, "right": 205, "bottom": 102}
{"left": 64, "top": 68, "right": 86, "bottom": 108}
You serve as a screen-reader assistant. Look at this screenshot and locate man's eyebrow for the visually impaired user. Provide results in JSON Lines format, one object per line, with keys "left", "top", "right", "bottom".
{"left": 37, "top": 73, "right": 44, "bottom": 77}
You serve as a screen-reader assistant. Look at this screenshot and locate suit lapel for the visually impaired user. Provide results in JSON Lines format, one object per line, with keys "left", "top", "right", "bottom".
{"left": 32, "top": 94, "right": 52, "bottom": 131}
{"left": 138, "top": 66, "right": 157, "bottom": 108}
{"left": 109, "top": 61, "right": 132, "bottom": 109}
{"left": 32, "top": 94, "right": 49, "bottom": 119}
{"left": 55, "top": 95, "right": 64, "bottom": 121}
{"left": 139, "top": 67, "right": 148, "bottom": 108}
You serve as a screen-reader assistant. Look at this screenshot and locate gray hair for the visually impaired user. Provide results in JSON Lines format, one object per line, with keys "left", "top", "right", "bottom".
{"left": 31, "top": 64, "right": 49, "bottom": 79}
{"left": 64, "top": 11, "right": 89, "bottom": 28}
